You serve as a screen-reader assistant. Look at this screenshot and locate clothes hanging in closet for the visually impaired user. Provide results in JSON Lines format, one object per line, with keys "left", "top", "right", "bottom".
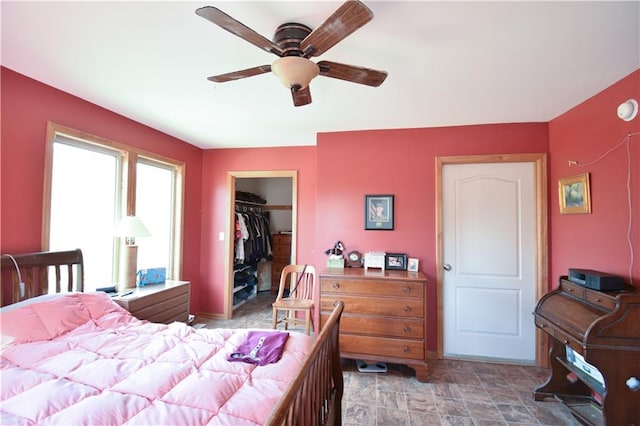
{"left": 235, "top": 209, "right": 272, "bottom": 264}
{"left": 234, "top": 207, "right": 272, "bottom": 305}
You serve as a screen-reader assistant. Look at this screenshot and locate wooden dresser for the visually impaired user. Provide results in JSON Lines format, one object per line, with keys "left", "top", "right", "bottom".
{"left": 114, "top": 280, "right": 191, "bottom": 324}
{"left": 533, "top": 277, "right": 640, "bottom": 425}
{"left": 271, "top": 233, "right": 292, "bottom": 294}
{"left": 319, "top": 268, "right": 429, "bottom": 382}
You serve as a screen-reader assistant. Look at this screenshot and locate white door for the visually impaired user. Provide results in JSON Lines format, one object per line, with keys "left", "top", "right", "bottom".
{"left": 442, "top": 162, "right": 536, "bottom": 362}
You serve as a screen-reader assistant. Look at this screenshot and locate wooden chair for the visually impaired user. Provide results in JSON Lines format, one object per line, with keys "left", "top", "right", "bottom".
{"left": 272, "top": 264, "right": 316, "bottom": 336}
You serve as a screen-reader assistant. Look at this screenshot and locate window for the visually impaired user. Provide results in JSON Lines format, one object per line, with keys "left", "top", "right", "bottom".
{"left": 48, "top": 136, "right": 122, "bottom": 287}
{"left": 43, "top": 123, "right": 184, "bottom": 291}
{"left": 136, "top": 158, "right": 180, "bottom": 276}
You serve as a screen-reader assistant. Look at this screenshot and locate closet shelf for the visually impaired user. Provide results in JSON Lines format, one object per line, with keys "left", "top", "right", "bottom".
{"left": 233, "top": 284, "right": 249, "bottom": 294}
{"left": 235, "top": 200, "right": 291, "bottom": 210}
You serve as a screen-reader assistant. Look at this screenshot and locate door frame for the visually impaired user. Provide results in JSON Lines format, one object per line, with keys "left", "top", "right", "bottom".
{"left": 223, "top": 170, "right": 297, "bottom": 319}
{"left": 435, "top": 153, "right": 548, "bottom": 366}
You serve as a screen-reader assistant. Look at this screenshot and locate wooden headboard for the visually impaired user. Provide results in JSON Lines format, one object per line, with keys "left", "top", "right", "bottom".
{"left": 0, "top": 249, "right": 84, "bottom": 307}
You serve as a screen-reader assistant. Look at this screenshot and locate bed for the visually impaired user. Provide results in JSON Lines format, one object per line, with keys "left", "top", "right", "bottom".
{"left": 1, "top": 249, "right": 344, "bottom": 425}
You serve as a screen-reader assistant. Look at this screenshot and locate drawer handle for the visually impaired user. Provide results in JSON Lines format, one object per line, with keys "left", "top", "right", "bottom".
{"left": 403, "top": 325, "right": 411, "bottom": 333}
{"left": 332, "top": 283, "right": 340, "bottom": 289}
{"left": 403, "top": 306, "right": 411, "bottom": 313}
{"left": 567, "top": 288, "right": 573, "bottom": 292}
{"left": 595, "top": 298, "right": 602, "bottom": 302}
{"left": 403, "top": 287, "right": 411, "bottom": 293}
{"left": 402, "top": 346, "right": 410, "bottom": 353}
{"left": 563, "top": 340, "right": 569, "bottom": 345}
{"left": 332, "top": 301, "right": 341, "bottom": 307}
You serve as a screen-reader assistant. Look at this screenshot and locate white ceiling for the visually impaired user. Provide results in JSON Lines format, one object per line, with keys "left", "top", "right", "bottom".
{"left": 2, "top": 1, "right": 638, "bottom": 149}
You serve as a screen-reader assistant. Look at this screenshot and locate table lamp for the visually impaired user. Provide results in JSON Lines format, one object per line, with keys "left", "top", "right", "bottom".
{"left": 114, "top": 216, "right": 151, "bottom": 291}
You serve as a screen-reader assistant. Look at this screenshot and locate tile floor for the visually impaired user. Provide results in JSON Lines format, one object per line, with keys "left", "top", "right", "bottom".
{"left": 195, "top": 291, "right": 580, "bottom": 425}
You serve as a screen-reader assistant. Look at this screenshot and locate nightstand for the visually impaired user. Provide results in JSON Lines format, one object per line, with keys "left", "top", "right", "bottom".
{"left": 113, "top": 280, "right": 191, "bottom": 324}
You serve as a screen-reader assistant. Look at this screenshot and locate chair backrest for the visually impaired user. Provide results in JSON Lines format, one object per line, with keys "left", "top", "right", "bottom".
{"left": 276, "top": 264, "right": 316, "bottom": 301}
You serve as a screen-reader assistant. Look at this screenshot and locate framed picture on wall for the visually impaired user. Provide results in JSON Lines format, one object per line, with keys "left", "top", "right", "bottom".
{"left": 558, "top": 173, "right": 591, "bottom": 214}
{"left": 365, "top": 194, "right": 394, "bottom": 230}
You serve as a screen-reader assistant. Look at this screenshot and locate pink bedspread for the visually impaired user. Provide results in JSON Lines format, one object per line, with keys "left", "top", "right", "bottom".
{"left": 0, "top": 292, "right": 312, "bottom": 425}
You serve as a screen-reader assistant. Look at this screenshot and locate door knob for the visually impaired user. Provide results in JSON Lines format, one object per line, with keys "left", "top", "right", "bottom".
{"left": 443, "top": 264, "right": 452, "bottom": 271}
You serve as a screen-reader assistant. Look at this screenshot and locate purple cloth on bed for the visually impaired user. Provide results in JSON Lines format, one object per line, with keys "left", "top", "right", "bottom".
{"left": 228, "top": 330, "right": 290, "bottom": 366}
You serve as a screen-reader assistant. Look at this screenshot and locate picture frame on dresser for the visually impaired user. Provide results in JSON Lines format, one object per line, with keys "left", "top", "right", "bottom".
{"left": 385, "top": 253, "right": 407, "bottom": 270}
{"left": 365, "top": 194, "right": 394, "bottom": 230}
{"left": 407, "top": 257, "right": 419, "bottom": 272}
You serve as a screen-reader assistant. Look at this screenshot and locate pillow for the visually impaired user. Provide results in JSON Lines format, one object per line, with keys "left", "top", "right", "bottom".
{"left": 0, "top": 293, "right": 72, "bottom": 313}
{"left": 0, "top": 293, "right": 130, "bottom": 344}
{"left": 30, "top": 293, "right": 92, "bottom": 339}
{"left": 0, "top": 293, "right": 94, "bottom": 343}
{"left": 0, "top": 305, "right": 51, "bottom": 343}
{"left": 79, "top": 292, "right": 129, "bottom": 319}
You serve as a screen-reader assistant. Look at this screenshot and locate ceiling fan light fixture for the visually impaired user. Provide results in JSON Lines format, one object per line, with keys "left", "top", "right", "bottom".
{"left": 271, "top": 57, "right": 319, "bottom": 90}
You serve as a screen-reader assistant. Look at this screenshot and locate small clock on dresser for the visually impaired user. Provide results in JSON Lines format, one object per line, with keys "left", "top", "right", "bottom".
{"left": 347, "top": 251, "right": 362, "bottom": 268}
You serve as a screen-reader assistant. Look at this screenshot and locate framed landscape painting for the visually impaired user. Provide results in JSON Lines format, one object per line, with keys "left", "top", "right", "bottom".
{"left": 558, "top": 173, "right": 591, "bottom": 214}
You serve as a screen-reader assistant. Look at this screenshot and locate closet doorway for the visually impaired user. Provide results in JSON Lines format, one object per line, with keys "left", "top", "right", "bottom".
{"left": 224, "top": 171, "right": 297, "bottom": 319}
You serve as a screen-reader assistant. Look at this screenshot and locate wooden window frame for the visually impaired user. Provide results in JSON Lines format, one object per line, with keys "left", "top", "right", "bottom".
{"left": 42, "top": 122, "right": 185, "bottom": 283}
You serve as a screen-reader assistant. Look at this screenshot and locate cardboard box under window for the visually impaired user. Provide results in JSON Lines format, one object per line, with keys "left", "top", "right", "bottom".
{"left": 137, "top": 268, "right": 166, "bottom": 286}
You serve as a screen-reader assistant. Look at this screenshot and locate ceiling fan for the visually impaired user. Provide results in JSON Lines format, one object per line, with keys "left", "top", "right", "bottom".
{"left": 195, "top": 0, "right": 388, "bottom": 107}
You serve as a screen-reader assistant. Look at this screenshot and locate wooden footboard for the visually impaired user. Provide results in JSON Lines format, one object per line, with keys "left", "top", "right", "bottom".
{"left": 1, "top": 249, "right": 84, "bottom": 306}
{"left": 266, "top": 301, "right": 345, "bottom": 426}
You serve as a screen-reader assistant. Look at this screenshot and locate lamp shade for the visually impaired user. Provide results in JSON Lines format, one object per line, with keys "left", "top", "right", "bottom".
{"left": 271, "top": 57, "right": 319, "bottom": 89}
{"left": 114, "top": 216, "right": 151, "bottom": 244}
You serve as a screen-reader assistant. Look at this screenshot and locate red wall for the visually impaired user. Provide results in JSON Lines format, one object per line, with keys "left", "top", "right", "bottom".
{"left": 199, "top": 147, "right": 317, "bottom": 314}
{"left": 315, "top": 124, "right": 549, "bottom": 351}
{"left": 1, "top": 67, "right": 204, "bottom": 310}
{"left": 549, "top": 69, "right": 640, "bottom": 288}
{"left": 4, "top": 63, "right": 638, "bottom": 347}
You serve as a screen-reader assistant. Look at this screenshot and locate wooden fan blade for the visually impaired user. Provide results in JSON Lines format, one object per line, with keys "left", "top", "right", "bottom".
{"left": 207, "top": 65, "right": 272, "bottom": 83}
{"left": 317, "top": 61, "right": 387, "bottom": 87}
{"left": 292, "top": 86, "right": 312, "bottom": 107}
{"left": 196, "top": 6, "right": 284, "bottom": 56}
{"left": 300, "top": 0, "right": 373, "bottom": 58}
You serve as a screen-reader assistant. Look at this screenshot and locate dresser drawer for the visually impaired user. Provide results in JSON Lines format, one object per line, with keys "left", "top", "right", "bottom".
{"left": 559, "top": 279, "right": 616, "bottom": 311}
{"left": 340, "top": 334, "right": 425, "bottom": 360}
{"left": 114, "top": 281, "right": 191, "bottom": 324}
{"left": 535, "top": 314, "right": 583, "bottom": 354}
{"left": 321, "top": 313, "right": 424, "bottom": 338}
{"left": 272, "top": 245, "right": 291, "bottom": 260}
{"left": 272, "top": 262, "right": 287, "bottom": 278}
{"left": 271, "top": 233, "right": 291, "bottom": 244}
{"left": 124, "top": 284, "right": 188, "bottom": 311}
{"left": 321, "top": 295, "right": 424, "bottom": 318}
{"left": 559, "top": 280, "right": 586, "bottom": 299}
{"left": 139, "top": 298, "right": 190, "bottom": 323}
{"left": 584, "top": 290, "right": 616, "bottom": 310}
{"left": 271, "top": 234, "right": 291, "bottom": 260}
{"left": 271, "top": 263, "right": 290, "bottom": 284}
{"left": 320, "top": 278, "right": 424, "bottom": 298}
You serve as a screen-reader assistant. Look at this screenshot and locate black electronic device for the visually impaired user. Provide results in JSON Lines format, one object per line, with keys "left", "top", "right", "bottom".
{"left": 568, "top": 268, "right": 624, "bottom": 291}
